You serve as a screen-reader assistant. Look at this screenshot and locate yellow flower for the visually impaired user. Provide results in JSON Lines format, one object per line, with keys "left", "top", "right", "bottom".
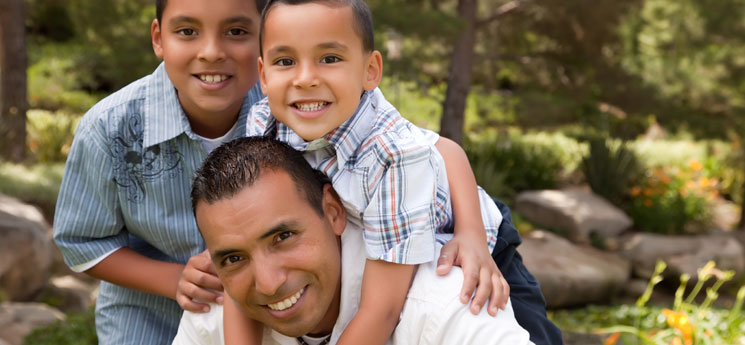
{"left": 698, "top": 177, "right": 710, "bottom": 188}
{"left": 604, "top": 332, "right": 620, "bottom": 345}
{"left": 671, "top": 337, "right": 682, "bottom": 345}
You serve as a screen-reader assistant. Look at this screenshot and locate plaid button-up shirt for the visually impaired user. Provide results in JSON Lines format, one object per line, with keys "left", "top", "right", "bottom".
{"left": 248, "top": 88, "right": 499, "bottom": 265}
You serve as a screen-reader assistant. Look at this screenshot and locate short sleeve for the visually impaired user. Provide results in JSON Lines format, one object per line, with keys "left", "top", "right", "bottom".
{"left": 171, "top": 305, "right": 225, "bottom": 345}
{"left": 53, "top": 116, "right": 128, "bottom": 269}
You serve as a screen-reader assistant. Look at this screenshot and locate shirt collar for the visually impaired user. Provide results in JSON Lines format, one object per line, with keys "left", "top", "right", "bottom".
{"left": 144, "top": 62, "right": 259, "bottom": 148}
{"left": 270, "top": 89, "right": 377, "bottom": 168}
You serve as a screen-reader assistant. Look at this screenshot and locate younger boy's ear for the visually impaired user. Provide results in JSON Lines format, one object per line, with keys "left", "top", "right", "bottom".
{"left": 362, "top": 50, "right": 383, "bottom": 91}
{"left": 151, "top": 19, "right": 164, "bottom": 59}
{"left": 258, "top": 56, "right": 268, "bottom": 94}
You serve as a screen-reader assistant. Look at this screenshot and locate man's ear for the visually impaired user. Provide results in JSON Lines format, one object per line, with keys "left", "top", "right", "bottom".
{"left": 258, "top": 56, "right": 268, "bottom": 94}
{"left": 322, "top": 184, "right": 346, "bottom": 236}
{"left": 151, "top": 19, "right": 164, "bottom": 59}
{"left": 362, "top": 50, "right": 383, "bottom": 91}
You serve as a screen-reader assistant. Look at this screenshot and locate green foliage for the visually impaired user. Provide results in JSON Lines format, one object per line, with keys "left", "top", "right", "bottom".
{"left": 26, "top": 110, "right": 81, "bottom": 163}
{"left": 553, "top": 261, "right": 745, "bottom": 345}
{"left": 0, "top": 162, "right": 65, "bottom": 221}
{"left": 627, "top": 160, "right": 717, "bottom": 234}
{"left": 464, "top": 130, "right": 584, "bottom": 201}
{"left": 582, "top": 138, "right": 641, "bottom": 205}
{"left": 23, "top": 309, "right": 97, "bottom": 345}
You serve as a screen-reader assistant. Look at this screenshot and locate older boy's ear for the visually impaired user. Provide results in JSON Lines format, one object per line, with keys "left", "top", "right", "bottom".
{"left": 322, "top": 184, "right": 346, "bottom": 236}
{"left": 151, "top": 19, "right": 164, "bottom": 59}
{"left": 362, "top": 50, "right": 383, "bottom": 91}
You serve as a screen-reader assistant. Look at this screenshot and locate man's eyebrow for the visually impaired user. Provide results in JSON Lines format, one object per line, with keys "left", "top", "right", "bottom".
{"left": 259, "top": 222, "right": 300, "bottom": 240}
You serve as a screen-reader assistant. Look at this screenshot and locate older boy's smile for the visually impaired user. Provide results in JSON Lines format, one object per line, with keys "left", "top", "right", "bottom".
{"left": 259, "top": 3, "right": 382, "bottom": 141}
{"left": 197, "top": 74, "right": 230, "bottom": 84}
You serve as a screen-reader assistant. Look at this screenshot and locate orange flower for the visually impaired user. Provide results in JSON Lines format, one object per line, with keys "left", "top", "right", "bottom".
{"left": 630, "top": 186, "right": 641, "bottom": 196}
{"left": 698, "top": 177, "right": 710, "bottom": 188}
{"left": 604, "top": 332, "right": 620, "bottom": 345}
{"left": 660, "top": 175, "right": 671, "bottom": 184}
{"left": 643, "top": 199, "right": 653, "bottom": 207}
{"left": 688, "top": 160, "right": 703, "bottom": 171}
{"left": 662, "top": 309, "right": 694, "bottom": 343}
{"left": 643, "top": 188, "right": 654, "bottom": 196}
{"left": 671, "top": 337, "right": 682, "bottom": 345}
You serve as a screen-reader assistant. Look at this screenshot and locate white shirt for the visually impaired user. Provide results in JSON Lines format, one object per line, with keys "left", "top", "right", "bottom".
{"left": 172, "top": 227, "right": 533, "bottom": 345}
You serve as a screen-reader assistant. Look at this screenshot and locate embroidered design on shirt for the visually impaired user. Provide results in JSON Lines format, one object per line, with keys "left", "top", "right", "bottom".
{"left": 112, "top": 114, "right": 182, "bottom": 203}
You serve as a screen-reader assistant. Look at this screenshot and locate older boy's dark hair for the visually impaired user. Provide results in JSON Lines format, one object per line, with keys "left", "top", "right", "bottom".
{"left": 156, "top": 0, "right": 269, "bottom": 24}
{"left": 259, "top": 0, "right": 374, "bottom": 56}
{"left": 191, "top": 137, "right": 330, "bottom": 217}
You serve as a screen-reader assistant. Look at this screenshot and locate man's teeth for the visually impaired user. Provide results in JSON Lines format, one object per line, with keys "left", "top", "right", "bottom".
{"left": 295, "top": 102, "right": 327, "bottom": 111}
{"left": 268, "top": 288, "right": 304, "bottom": 311}
{"left": 199, "top": 74, "right": 228, "bottom": 83}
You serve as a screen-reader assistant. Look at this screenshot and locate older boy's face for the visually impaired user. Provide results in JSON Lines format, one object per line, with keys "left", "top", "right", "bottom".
{"left": 259, "top": 3, "right": 382, "bottom": 141}
{"left": 196, "top": 170, "right": 346, "bottom": 337}
{"left": 151, "top": 0, "right": 260, "bottom": 125}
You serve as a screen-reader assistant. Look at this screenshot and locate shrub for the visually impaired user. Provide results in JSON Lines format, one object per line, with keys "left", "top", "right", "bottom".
{"left": 27, "top": 110, "right": 81, "bottom": 163}
{"left": 582, "top": 138, "right": 641, "bottom": 206}
{"left": 0, "top": 162, "right": 65, "bottom": 221}
{"left": 628, "top": 159, "right": 717, "bottom": 234}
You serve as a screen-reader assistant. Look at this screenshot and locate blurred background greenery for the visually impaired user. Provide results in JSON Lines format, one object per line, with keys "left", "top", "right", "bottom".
{"left": 2, "top": 0, "right": 745, "bottom": 344}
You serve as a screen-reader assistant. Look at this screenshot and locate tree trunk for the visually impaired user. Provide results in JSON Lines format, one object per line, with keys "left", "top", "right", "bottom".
{"left": 0, "top": 0, "right": 28, "bottom": 162}
{"left": 439, "top": 0, "right": 477, "bottom": 145}
{"left": 739, "top": 165, "right": 745, "bottom": 230}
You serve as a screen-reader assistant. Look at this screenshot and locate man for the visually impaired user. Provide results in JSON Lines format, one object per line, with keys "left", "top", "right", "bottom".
{"left": 173, "top": 136, "right": 533, "bottom": 345}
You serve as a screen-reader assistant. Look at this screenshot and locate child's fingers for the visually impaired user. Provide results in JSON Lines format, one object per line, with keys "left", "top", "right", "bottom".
{"left": 177, "top": 293, "right": 212, "bottom": 313}
{"left": 469, "top": 269, "right": 492, "bottom": 315}
{"left": 436, "top": 242, "right": 458, "bottom": 275}
{"left": 459, "top": 265, "right": 479, "bottom": 304}
{"left": 487, "top": 273, "right": 508, "bottom": 316}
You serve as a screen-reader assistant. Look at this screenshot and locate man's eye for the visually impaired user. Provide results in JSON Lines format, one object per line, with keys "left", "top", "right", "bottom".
{"left": 222, "top": 255, "right": 244, "bottom": 266}
{"left": 321, "top": 56, "right": 341, "bottom": 64}
{"left": 275, "top": 231, "right": 293, "bottom": 243}
{"left": 227, "top": 28, "right": 247, "bottom": 36}
{"left": 274, "top": 58, "right": 294, "bottom": 66}
{"left": 177, "top": 28, "right": 196, "bottom": 36}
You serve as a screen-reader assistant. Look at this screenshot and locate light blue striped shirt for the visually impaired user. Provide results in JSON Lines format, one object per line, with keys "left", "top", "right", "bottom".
{"left": 53, "top": 62, "right": 263, "bottom": 345}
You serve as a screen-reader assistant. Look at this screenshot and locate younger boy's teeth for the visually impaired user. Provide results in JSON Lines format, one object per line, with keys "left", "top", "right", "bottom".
{"left": 295, "top": 102, "right": 327, "bottom": 111}
{"left": 199, "top": 74, "right": 228, "bottom": 83}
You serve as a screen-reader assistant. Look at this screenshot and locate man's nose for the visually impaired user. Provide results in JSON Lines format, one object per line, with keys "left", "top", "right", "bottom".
{"left": 292, "top": 61, "right": 319, "bottom": 88}
{"left": 198, "top": 35, "right": 227, "bottom": 62}
{"left": 253, "top": 256, "right": 287, "bottom": 297}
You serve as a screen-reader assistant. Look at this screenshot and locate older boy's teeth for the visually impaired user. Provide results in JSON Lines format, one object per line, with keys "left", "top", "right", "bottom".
{"left": 268, "top": 288, "right": 304, "bottom": 311}
{"left": 199, "top": 75, "right": 228, "bottom": 83}
{"left": 295, "top": 102, "right": 327, "bottom": 111}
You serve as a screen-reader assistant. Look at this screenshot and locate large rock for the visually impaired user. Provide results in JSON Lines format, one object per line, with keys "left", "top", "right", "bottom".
{"left": 620, "top": 232, "right": 745, "bottom": 284}
{"left": 515, "top": 188, "right": 633, "bottom": 243}
{"left": 0, "top": 195, "right": 54, "bottom": 301}
{"left": 0, "top": 302, "right": 65, "bottom": 345}
{"left": 519, "top": 230, "right": 631, "bottom": 308}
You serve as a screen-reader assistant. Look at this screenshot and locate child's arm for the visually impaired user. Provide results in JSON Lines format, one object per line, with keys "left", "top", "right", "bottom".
{"left": 433, "top": 137, "right": 509, "bottom": 316}
{"left": 224, "top": 298, "right": 263, "bottom": 345}
{"left": 177, "top": 249, "right": 226, "bottom": 312}
{"left": 86, "top": 247, "right": 224, "bottom": 312}
{"left": 336, "top": 260, "right": 415, "bottom": 345}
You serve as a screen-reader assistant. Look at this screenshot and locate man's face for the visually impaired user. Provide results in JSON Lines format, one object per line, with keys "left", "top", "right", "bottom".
{"left": 196, "top": 169, "right": 346, "bottom": 337}
{"left": 151, "top": 0, "right": 260, "bottom": 126}
{"left": 258, "top": 3, "right": 382, "bottom": 141}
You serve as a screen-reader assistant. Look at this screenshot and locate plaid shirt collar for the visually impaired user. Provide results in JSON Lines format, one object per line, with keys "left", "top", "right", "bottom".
{"left": 265, "top": 89, "right": 376, "bottom": 168}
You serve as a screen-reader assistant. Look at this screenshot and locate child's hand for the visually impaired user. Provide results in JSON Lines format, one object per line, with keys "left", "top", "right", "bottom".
{"left": 436, "top": 235, "right": 509, "bottom": 316}
{"left": 176, "top": 249, "right": 224, "bottom": 313}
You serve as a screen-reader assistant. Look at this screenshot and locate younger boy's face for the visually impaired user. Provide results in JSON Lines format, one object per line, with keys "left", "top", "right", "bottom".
{"left": 152, "top": 0, "right": 260, "bottom": 123}
{"left": 259, "top": 3, "right": 382, "bottom": 141}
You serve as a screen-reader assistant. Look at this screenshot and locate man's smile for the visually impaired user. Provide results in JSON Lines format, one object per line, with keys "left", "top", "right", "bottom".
{"left": 267, "top": 287, "right": 306, "bottom": 311}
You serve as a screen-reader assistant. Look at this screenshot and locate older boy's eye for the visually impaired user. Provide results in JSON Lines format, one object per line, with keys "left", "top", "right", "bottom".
{"left": 274, "top": 58, "right": 294, "bottom": 66}
{"left": 177, "top": 28, "right": 196, "bottom": 36}
{"left": 221, "top": 255, "right": 244, "bottom": 266}
{"left": 321, "top": 56, "right": 341, "bottom": 64}
{"left": 227, "top": 28, "right": 247, "bottom": 36}
{"left": 275, "top": 231, "right": 294, "bottom": 243}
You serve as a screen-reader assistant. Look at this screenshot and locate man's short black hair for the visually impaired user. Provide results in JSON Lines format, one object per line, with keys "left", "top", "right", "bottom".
{"left": 156, "top": 0, "right": 269, "bottom": 24}
{"left": 259, "top": 0, "right": 374, "bottom": 57}
{"left": 191, "top": 137, "right": 330, "bottom": 217}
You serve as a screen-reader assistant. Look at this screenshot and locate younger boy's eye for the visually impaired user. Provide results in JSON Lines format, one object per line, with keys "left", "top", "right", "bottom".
{"left": 274, "top": 58, "right": 294, "bottom": 66}
{"left": 274, "top": 231, "right": 294, "bottom": 243}
{"left": 177, "top": 28, "right": 196, "bottom": 36}
{"left": 221, "top": 255, "right": 244, "bottom": 266}
{"left": 321, "top": 56, "right": 341, "bottom": 64}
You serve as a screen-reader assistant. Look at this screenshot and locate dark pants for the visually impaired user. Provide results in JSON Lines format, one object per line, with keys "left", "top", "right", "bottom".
{"left": 490, "top": 198, "right": 564, "bottom": 345}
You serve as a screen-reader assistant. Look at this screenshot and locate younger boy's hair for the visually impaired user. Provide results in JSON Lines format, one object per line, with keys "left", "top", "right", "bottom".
{"left": 259, "top": 0, "right": 374, "bottom": 57}
{"left": 156, "top": 0, "right": 269, "bottom": 25}
{"left": 191, "top": 137, "right": 330, "bottom": 217}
